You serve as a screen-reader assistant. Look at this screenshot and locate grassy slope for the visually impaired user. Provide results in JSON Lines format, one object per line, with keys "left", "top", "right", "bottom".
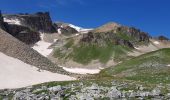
{"left": 53, "top": 39, "right": 131, "bottom": 65}
{"left": 99, "top": 48, "right": 170, "bottom": 83}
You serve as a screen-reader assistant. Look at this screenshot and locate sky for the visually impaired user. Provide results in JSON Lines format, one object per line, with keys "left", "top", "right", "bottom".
{"left": 0, "top": 0, "right": 170, "bottom": 38}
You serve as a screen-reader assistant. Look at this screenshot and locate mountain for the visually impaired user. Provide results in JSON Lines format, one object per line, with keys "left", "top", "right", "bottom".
{"left": 1, "top": 10, "right": 170, "bottom": 99}
{"left": 50, "top": 22, "right": 151, "bottom": 69}
{"left": 53, "top": 22, "right": 93, "bottom": 35}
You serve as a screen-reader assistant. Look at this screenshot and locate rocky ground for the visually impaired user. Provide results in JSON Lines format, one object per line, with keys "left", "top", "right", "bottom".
{"left": 0, "top": 80, "right": 170, "bottom": 100}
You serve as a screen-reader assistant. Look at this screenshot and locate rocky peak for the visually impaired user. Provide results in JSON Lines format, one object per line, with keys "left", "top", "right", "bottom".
{"left": 53, "top": 22, "right": 78, "bottom": 35}
{"left": 3, "top": 12, "right": 55, "bottom": 33}
{"left": 158, "top": 35, "right": 169, "bottom": 41}
{"left": 92, "top": 22, "right": 121, "bottom": 33}
{"left": 0, "top": 11, "right": 6, "bottom": 30}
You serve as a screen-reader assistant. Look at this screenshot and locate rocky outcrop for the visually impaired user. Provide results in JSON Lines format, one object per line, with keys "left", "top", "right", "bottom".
{"left": 0, "top": 29, "right": 69, "bottom": 75}
{"left": 84, "top": 22, "right": 150, "bottom": 48}
{"left": 117, "top": 26, "right": 150, "bottom": 44}
{"left": 53, "top": 22, "right": 78, "bottom": 35}
{"left": 158, "top": 35, "right": 169, "bottom": 41}
{"left": 3, "top": 12, "right": 56, "bottom": 33}
{"left": 4, "top": 24, "right": 40, "bottom": 45}
{"left": 81, "top": 32, "right": 134, "bottom": 48}
{"left": 0, "top": 11, "right": 6, "bottom": 30}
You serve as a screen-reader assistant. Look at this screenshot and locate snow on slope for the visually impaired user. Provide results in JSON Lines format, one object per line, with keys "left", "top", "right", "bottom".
{"left": 3, "top": 18, "right": 21, "bottom": 25}
{"left": 59, "top": 65, "right": 100, "bottom": 74}
{"left": 153, "top": 41, "right": 160, "bottom": 45}
{"left": 0, "top": 52, "right": 75, "bottom": 89}
{"left": 63, "top": 67, "right": 100, "bottom": 74}
{"left": 69, "top": 24, "right": 93, "bottom": 33}
{"left": 32, "top": 33, "right": 53, "bottom": 57}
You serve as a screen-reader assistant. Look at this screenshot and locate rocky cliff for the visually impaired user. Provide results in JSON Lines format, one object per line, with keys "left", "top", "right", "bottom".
{"left": 158, "top": 35, "right": 169, "bottom": 41}
{"left": 3, "top": 12, "right": 55, "bottom": 33}
{"left": 53, "top": 22, "right": 78, "bottom": 35}
{"left": 88, "top": 22, "right": 150, "bottom": 47}
{"left": 0, "top": 11, "right": 6, "bottom": 30}
{"left": 4, "top": 24, "right": 40, "bottom": 45}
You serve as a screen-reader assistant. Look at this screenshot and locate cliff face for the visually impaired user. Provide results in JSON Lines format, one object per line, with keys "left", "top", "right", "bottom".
{"left": 116, "top": 26, "right": 150, "bottom": 44}
{"left": 4, "top": 24, "right": 40, "bottom": 45}
{"left": 0, "top": 11, "right": 6, "bottom": 30}
{"left": 81, "top": 32, "right": 134, "bottom": 48}
{"left": 87, "top": 22, "right": 150, "bottom": 48}
{"left": 3, "top": 12, "right": 55, "bottom": 33}
{"left": 158, "top": 35, "right": 169, "bottom": 41}
{"left": 53, "top": 22, "right": 78, "bottom": 35}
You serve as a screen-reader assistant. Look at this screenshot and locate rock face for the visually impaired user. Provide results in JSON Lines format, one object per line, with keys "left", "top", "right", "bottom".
{"left": 4, "top": 24, "right": 40, "bottom": 45}
{"left": 81, "top": 22, "right": 150, "bottom": 48}
{"left": 0, "top": 29, "right": 68, "bottom": 75}
{"left": 158, "top": 35, "right": 169, "bottom": 41}
{"left": 81, "top": 32, "right": 134, "bottom": 48}
{"left": 3, "top": 12, "right": 55, "bottom": 33}
{"left": 0, "top": 11, "right": 6, "bottom": 30}
{"left": 117, "top": 26, "right": 150, "bottom": 44}
{"left": 1, "top": 11, "right": 41, "bottom": 45}
{"left": 53, "top": 22, "right": 78, "bottom": 35}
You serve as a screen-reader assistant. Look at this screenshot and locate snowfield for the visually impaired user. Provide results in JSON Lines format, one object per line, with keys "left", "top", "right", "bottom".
{"left": 32, "top": 34, "right": 53, "bottom": 57}
{"left": 0, "top": 52, "right": 75, "bottom": 89}
{"left": 153, "top": 41, "right": 160, "bottom": 45}
{"left": 62, "top": 67, "right": 101, "bottom": 74}
{"left": 3, "top": 18, "right": 21, "bottom": 25}
{"left": 69, "top": 24, "right": 93, "bottom": 33}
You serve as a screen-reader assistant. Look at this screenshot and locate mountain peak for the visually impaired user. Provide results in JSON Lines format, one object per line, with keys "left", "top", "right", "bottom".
{"left": 93, "top": 22, "right": 121, "bottom": 33}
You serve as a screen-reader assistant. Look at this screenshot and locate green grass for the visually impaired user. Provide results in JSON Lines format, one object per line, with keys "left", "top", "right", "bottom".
{"left": 53, "top": 40, "right": 131, "bottom": 65}
{"left": 99, "top": 48, "right": 170, "bottom": 83}
{"left": 116, "top": 32, "right": 134, "bottom": 41}
{"left": 71, "top": 43, "right": 131, "bottom": 64}
{"left": 64, "top": 38, "right": 74, "bottom": 48}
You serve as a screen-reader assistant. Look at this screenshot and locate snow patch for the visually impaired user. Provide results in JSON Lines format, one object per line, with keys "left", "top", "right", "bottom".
{"left": 0, "top": 52, "right": 75, "bottom": 89}
{"left": 62, "top": 67, "right": 100, "bottom": 74}
{"left": 69, "top": 24, "right": 93, "bottom": 33}
{"left": 153, "top": 41, "right": 160, "bottom": 45}
{"left": 57, "top": 28, "right": 62, "bottom": 34}
{"left": 4, "top": 18, "right": 21, "bottom": 25}
{"left": 134, "top": 47, "right": 140, "bottom": 50}
{"left": 32, "top": 34, "right": 53, "bottom": 57}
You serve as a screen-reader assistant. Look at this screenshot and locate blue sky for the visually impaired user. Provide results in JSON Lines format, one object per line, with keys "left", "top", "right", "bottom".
{"left": 0, "top": 0, "right": 170, "bottom": 38}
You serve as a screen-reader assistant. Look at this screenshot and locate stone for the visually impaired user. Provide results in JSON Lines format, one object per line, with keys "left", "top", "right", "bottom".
{"left": 48, "top": 85, "right": 62, "bottom": 93}
{"left": 151, "top": 88, "right": 161, "bottom": 96}
{"left": 107, "top": 86, "right": 121, "bottom": 98}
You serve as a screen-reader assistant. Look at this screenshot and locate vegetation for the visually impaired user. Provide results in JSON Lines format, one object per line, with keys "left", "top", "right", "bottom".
{"left": 99, "top": 48, "right": 170, "bottom": 83}
{"left": 53, "top": 41, "right": 131, "bottom": 64}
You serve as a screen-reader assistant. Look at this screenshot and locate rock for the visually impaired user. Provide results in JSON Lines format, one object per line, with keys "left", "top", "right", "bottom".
{"left": 151, "top": 88, "right": 161, "bottom": 96}
{"left": 0, "top": 11, "right": 6, "bottom": 30}
{"left": 4, "top": 24, "right": 40, "bottom": 45}
{"left": 48, "top": 85, "right": 62, "bottom": 93}
{"left": 107, "top": 86, "right": 121, "bottom": 98}
{"left": 53, "top": 23, "right": 78, "bottom": 35}
{"left": 3, "top": 12, "right": 56, "bottom": 33}
{"left": 158, "top": 35, "right": 169, "bottom": 41}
